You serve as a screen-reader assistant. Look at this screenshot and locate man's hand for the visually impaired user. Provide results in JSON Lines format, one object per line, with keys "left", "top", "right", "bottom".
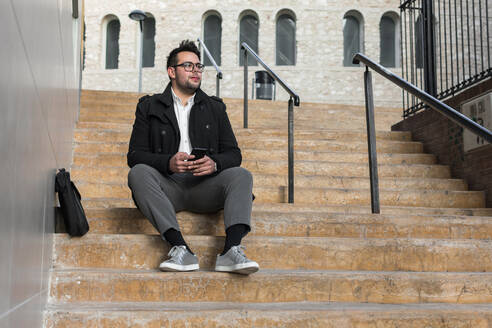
{"left": 169, "top": 152, "right": 193, "bottom": 173}
{"left": 187, "top": 155, "right": 217, "bottom": 176}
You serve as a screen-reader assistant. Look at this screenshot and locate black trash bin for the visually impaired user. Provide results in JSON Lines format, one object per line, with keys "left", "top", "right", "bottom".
{"left": 255, "top": 71, "right": 275, "bottom": 100}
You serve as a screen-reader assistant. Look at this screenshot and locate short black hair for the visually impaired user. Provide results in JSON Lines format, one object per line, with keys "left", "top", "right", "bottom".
{"left": 166, "top": 40, "right": 201, "bottom": 69}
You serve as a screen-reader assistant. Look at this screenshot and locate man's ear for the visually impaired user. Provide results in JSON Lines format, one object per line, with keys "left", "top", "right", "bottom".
{"left": 167, "top": 66, "right": 175, "bottom": 80}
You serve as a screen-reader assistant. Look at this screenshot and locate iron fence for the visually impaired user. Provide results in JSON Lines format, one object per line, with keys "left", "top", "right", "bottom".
{"left": 400, "top": 0, "right": 492, "bottom": 117}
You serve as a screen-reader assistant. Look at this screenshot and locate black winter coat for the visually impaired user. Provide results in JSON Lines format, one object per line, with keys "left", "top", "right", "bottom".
{"left": 127, "top": 83, "right": 241, "bottom": 176}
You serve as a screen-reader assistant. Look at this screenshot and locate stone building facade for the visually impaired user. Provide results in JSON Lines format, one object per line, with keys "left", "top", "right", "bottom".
{"left": 82, "top": 0, "right": 404, "bottom": 107}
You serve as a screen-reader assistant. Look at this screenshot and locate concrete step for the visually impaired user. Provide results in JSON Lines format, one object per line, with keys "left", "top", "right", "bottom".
{"left": 73, "top": 151, "right": 437, "bottom": 167}
{"left": 243, "top": 160, "right": 449, "bottom": 177}
{"left": 75, "top": 174, "right": 467, "bottom": 194}
{"left": 44, "top": 302, "right": 492, "bottom": 328}
{"left": 239, "top": 138, "right": 422, "bottom": 153}
{"left": 53, "top": 234, "right": 492, "bottom": 272}
{"left": 252, "top": 203, "right": 492, "bottom": 216}
{"left": 80, "top": 198, "right": 492, "bottom": 216}
{"left": 75, "top": 182, "right": 484, "bottom": 208}
{"left": 72, "top": 140, "right": 424, "bottom": 155}
{"left": 76, "top": 121, "right": 134, "bottom": 130}
{"left": 242, "top": 149, "right": 437, "bottom": 164}
{"left": 80, "top": 207, "right": 492, "bottom": 240}
{"left": 77, "top": 121, "right": 414, "bottom": 143}
{"left": 49, "top": 269, "right": 492, "bottom": 304}
{"left": 78, "top": 103, "right": 401, "bottom": 128}
{"left": 74, "top": 126, "right": 412, "bottom": 142}
{"left": 70, "top": 162, "right": 451, "bottom": 184}
{"left": 80, "top": 89, "right": 142, "bottom": 101}
{"left": 252, "top": 174, "right": 466, "bottom": 190}
{"left": 78, "top": 103, "right": 401, "bottom": 118}
{"left": 255, "top": 186, "right": 484, "bottom": 207}
{"left": 80, "top": 95, "right": 401, "bottom": 116}
{"left": 73, "top": 134, "right": 423, "bottom": 154}
{"left": 78, "top": 112, "right": 401, "bottom": 131}
{"left": 80, "top": 89, "right": 398, "bottom": 108}
{"left": 80, "top": 90, "right": 399, "bottom": 111}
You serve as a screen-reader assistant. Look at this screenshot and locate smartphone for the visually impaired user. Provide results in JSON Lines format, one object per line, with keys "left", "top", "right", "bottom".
{"left": 191, "top": 147, "right": 208, "bottom": 160}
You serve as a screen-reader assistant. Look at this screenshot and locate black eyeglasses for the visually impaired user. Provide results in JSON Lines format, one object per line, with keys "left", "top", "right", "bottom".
{"left": 173, "top": 62, "right": 205, "bottom": 72}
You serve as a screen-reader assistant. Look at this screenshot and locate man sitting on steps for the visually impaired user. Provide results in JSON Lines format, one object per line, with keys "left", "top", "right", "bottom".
{"left": 127, "top": 40, "right": 259, "bottom": 275}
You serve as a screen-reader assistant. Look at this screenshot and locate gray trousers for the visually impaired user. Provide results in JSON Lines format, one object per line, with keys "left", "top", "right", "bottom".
{"left": 128, "top": 164, "right": 253, "bottom": 240}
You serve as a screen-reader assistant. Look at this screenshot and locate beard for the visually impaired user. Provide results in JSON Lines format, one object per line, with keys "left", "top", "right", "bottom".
{"left": 184, "top": 79, "right": 201, "bottom": 92}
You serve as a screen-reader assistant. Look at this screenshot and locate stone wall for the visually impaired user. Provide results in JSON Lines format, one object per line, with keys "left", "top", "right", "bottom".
{"left": 392, "top": 78, "right": 492, "bottom": 207}
{"left": 82, "top": 0, "right": 403, "bottom": 107}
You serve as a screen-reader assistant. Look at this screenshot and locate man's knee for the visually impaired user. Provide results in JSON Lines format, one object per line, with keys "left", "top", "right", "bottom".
{"left": 222, "top": 167, "right": 253, "bottom": 186}
{"left": 128, "top": 164, "right": 157, "bottom": 189}
{"left": 236, "top": 167, "right": 253, "bottom": 184}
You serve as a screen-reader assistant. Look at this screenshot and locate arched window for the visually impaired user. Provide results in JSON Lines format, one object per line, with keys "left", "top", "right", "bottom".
{"left": 142, "top": 15, "right": 155, "bottom": 68}
{"left": 380, "top": 13, "right": 399, "bottom": 67}
{"left": 239, "top": 12, "right": 259, "bottom": 66}
{"left": 343, "top": 11, "right": 364, "bottom": 67}
{"left": 105, "top": 17, "right": 120, "bottom": 69}
{"left": 203, "top": 13, "right": 222, "bottom": 66}
{"left": 276, "top": 12, "right": 296, "bottom": 65}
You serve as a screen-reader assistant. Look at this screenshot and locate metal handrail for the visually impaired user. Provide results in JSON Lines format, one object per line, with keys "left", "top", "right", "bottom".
{"left": 353, "top": 53, "right": 492, "bottom": 143}
{"left": 352, "top": 52, "right": 492, "bottom": 214}
{"left": 240, "top": 42, "right": 300, "bottom": 203}
{"left": 197, "top": 37, "right": 223, "bottom": 97}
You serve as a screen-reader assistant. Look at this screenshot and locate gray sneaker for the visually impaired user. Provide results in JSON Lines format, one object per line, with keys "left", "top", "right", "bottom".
{"left": 159, "top": 245, "right": 199, "bottom": 272}
{"left": 215, "top": 245, "right": 259, "bottom": 275}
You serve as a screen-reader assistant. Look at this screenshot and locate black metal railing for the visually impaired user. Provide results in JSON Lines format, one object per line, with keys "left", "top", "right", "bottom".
{"left": 240, "top": 42, "right": 300, "bottom": 203}
{"left": 197, "top": 37, "right": 223, "bottom": 97}
{"left": 400, "top": 0, "right": 492, "bottom": 117}
{"left": 353, "top": 52, "right": 492, "bottom": 213}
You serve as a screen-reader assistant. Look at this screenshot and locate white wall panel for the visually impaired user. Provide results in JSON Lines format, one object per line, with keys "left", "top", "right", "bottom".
{"left": 0, "top": 0, "right": 80, "bottom": 326}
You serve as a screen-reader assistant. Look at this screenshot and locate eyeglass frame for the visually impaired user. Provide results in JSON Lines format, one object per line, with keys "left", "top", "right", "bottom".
{"left": 173, "top": 61, "right": 205, "bottom": 72}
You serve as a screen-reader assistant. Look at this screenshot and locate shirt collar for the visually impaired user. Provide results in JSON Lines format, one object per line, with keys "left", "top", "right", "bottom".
{"left": 171, "top": 87, "right": 196, "bottom": 107}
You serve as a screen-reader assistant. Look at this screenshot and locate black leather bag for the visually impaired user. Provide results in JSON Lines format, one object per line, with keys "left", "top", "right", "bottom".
{"left": 55, "top": 168, "right": 89, "bottom": 237}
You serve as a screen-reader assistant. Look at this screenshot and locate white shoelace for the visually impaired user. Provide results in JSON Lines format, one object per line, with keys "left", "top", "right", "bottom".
{"left": 168, "top": 245, "right": 187, "bottom": 263}
{"left": 231, "top": 245, "right": 249, "bottom": 263}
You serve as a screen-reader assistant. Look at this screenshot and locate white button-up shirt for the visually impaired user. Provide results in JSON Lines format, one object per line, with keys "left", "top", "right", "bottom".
{"left": 171, "top": 87, "right": 195, "bottom": 154}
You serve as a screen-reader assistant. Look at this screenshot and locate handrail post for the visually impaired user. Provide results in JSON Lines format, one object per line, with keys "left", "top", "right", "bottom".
{"left": 243, "top": 49, "right": 248, "bottom": 129}
{"left": 216, "top": 74, "right": 220, "bottom": 98}
{"left": 363, "top": 67, "right": 380, "bottom": 214}
{"left": 240, "top": 41, "right": 301, "bottom": 204}
{"left": 288, "top": 97, "right": 294, "bottom": 203}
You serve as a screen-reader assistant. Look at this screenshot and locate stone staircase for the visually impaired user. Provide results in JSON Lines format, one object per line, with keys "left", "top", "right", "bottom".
{"left": 44, "top": 89, "right": 492, "bottom": 327}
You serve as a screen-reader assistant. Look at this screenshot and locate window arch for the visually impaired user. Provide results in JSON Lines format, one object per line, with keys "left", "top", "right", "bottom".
{"left": 343, "top": 10, "right": 364, "bottom": 67}
{"left": 239, "top": 11, "right": 259, "bottom": 66}
{"left": 104, "top": 15, "right": 120, "bottom": 69}
{"left": 203, "top": 12, "right": 222, "bottom": 66}
{"left": 142, "top": 14, "right": 156, "bottom": 68}
{"left": 276, "top": 10, "right": 296, "bottom": 65}
{"left": 380, "top": 12, "right": 400, "bottom": 67}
